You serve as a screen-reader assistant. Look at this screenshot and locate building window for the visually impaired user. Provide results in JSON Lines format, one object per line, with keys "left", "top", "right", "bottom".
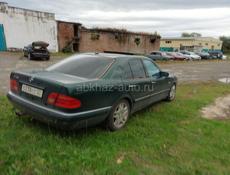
{"left": 199, "top": 43, "right": 202, "bottom": 46}
{"left": 205, "top": 43, "right": 208, "bottom": 46}
{"left": 165, "top": 41, "right": 172, "bottom": 44}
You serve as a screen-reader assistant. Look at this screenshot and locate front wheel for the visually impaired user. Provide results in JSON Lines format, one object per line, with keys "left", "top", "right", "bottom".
{"left": 106, "top": 99, "right": 130, "bottom": 131}
{"left": 166, "top": 84, "right": 176, "bottom": 101}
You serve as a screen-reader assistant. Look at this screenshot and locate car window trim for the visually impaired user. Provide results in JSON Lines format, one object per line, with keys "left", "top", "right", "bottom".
{"left": 99, "top": 59, "right": 116, "bottom": 79}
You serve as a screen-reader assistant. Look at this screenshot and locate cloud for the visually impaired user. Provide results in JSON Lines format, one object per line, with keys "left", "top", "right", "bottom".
{"left": 5, "top": 0, "right": 230, "bottom": 37}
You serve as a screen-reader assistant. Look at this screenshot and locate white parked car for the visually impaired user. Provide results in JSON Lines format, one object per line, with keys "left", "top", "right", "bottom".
{"left": 180, "top": 51, "right": 201, "bottom": 60}
{"left": 222, "top": 55, "right": 227, "bottom": 60}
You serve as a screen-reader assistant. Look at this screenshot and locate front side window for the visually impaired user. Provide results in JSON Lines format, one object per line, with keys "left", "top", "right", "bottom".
{"left": 143, "top": 60, "right": 160, "bottom": 78}
{"left": 129, "top": 59, "right": 146, "bottom": 79}
{"left": 47, "top": 55, "right": 114, "bottom": 79}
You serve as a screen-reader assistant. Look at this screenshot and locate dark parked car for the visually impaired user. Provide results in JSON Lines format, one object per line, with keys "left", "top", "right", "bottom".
{"left": 195, "top": 52, "right": 210, "bottom": 59}
{"left": 7, "top": 53, "right": 177, "bottom": 131}
{"left": 23, "top": 41, "right": 50, "bottom": 60}
{"left": 208, "top": 51, "right": 223, "bottom": 59}
{"left": 147, "top": 51, "right": 173, "bottom": 61}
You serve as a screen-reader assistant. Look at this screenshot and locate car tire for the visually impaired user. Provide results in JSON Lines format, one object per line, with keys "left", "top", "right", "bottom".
{"left": 106, "top": 99, "right": 130, "bottom": 131}
{"left": 166, "top": 84, "right": 176, "bottom": 101}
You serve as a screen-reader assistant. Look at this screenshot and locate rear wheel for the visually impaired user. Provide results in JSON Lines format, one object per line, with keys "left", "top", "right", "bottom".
{"left": 167, "top": 84, "right": 176, "bottom": 101}
{"left": 106, "top": 99, "right": 130, "bottom": 131}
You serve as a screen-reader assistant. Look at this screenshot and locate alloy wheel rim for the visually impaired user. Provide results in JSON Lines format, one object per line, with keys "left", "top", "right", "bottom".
{"left": 113, "top": 102, "right": 129, "bottom": 128}
{"left": 170, "top": 85, "right": 176, "bottom": 100}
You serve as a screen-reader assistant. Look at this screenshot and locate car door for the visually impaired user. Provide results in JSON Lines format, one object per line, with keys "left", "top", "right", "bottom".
{"left": 122, "top": 59, "right": 151, "bottom": 112}
{"left": 142, "top": 59, "right": 171, "bottom": 103}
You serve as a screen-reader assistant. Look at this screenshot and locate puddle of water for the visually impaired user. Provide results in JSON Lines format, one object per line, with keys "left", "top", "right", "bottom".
{"left": 219, "top": 78, "right": 230, "bottom": 84}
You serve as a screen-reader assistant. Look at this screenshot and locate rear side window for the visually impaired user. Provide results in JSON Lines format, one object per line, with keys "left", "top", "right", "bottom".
{"left": 129, "top": 59, "right": 146, "bottom": 79}
{"left": 111, "top": 62, "right": 133, "bottom": 80}
{"left": 47, "top": 55, "right": 114, "bottom": 79}
{"left": 122, "top": 62, "right": 133, "bottom": 80}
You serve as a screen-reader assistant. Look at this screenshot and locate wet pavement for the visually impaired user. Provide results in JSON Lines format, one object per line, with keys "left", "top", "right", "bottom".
{"left": 0, "top": 52, "right": 230, "bottom": 94}
{"left": 160, "top": 61, "right": 230, "bottom": 83}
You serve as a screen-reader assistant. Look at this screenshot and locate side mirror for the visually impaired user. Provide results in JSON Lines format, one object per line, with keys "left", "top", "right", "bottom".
{"left": 160, "top": 71, "right": 169, "bottom": 78}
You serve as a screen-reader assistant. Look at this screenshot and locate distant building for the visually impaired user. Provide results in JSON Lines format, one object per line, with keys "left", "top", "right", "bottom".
{"left": 0, "top": 2, "right": 160, "bottom": 54}
{"left": 79, "top": 28, "right": 161, "bottom": 54}
{"left": 57, "top": 22, "right": 161, "bottom": 54}
{"left": 0, "top": 2, "right": 58, "bottom": 52}
{"left": 160, "top": 37, "right": 223, "bottom": 52}
{"left": 57, "top": 21, "right": 82, "bottom": 52}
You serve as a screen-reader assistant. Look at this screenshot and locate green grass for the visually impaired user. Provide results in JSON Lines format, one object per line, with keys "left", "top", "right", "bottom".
{"left": 1, "top": 83, "right": 230, "bottom": 175}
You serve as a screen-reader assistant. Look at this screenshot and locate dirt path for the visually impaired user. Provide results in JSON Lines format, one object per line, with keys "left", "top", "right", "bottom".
{"left": 202, "top": 95, "right": 230, "bottom": 120}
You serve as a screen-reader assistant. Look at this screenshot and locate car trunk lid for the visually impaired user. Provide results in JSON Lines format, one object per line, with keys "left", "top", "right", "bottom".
{"left": 10, "top": 70, "right": 90, "bottom": 106}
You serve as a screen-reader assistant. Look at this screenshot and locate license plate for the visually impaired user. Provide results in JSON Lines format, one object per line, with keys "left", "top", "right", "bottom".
{"left": 22, "top": 84, "right": 43, "bottom": 98}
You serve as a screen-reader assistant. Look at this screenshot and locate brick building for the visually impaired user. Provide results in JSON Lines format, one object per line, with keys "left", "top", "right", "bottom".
{"left": 57, "top": 22, "right": 161, "bottom": 54}
{"left": 79, "top": 28, "right": 161, "bottom": 54}
{"left": 0, "top": 2, "right": 161, "bottom": 54}
{"left": 57, "top": 21, "right": 81, "bottom": 52}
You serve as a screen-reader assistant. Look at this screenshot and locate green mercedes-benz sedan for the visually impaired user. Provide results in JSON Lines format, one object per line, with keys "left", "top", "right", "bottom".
{"left": 7, "top": 53, "right": 177, "bottom": 131}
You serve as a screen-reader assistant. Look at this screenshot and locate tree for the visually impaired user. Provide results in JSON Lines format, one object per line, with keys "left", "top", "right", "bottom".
{"left": 220, "top": 36, "right": 230, "bottom": 53}
{"left": 181, "top": 32, "right": 202, "bottom": 37}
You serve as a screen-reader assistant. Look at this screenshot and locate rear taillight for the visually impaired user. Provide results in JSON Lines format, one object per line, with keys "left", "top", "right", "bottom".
{"left": 47, "top": 93, "right": 81, "bottom": 109}
{"left": 10, "top": 79, "right": 19, "bottom": 93}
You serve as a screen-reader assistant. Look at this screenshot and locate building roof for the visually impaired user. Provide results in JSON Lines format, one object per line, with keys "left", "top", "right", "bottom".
{"left": 82, "top": 27, "right": 161, "bottom": 38}
{"left": 56, "top": 20, "right": 82, "bottom": 25}
{"left": 0, "top": 2, "right": 55, "bottom": 17}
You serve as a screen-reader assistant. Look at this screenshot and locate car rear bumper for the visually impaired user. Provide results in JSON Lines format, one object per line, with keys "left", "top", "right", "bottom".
{"left": 31, "top": 53, "right": 49, "bottom": 58}
{"left": 7, "top": 91, "right": 111, "bottom": 129}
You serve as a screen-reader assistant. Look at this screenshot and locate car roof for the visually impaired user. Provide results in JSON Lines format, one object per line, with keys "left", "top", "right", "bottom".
{"left": 82, "top": 52, "right": 149, "bottom": 61}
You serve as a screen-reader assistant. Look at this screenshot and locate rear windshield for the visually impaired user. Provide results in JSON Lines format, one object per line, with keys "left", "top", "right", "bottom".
{"left": 47, "top": 55, "right": 114, "bottom": 79}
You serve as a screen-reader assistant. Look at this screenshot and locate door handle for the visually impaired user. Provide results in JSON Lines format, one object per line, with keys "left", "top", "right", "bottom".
{"left": 151, "top": 81, "right": 156, "bottom": 84}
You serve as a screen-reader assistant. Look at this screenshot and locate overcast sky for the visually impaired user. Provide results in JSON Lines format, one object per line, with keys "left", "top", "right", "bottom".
{"left": 5, "top": 0, "right": 230, "bottom": 37}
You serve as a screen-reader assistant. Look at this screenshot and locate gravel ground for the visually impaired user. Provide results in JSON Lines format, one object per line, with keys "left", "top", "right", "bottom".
{"left": 0, "top": 52, "right": 230, "bottom": 94}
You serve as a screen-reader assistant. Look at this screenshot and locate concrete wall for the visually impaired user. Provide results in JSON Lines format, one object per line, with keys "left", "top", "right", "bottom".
{"left": 194, "top": 38, "right": 222, "bottom": 50}
{"left": 161, "top": 37, "right": 223, "bottom": 51}
{"left": 79, "top": 29, "right": 160, "bottom": 54}
{"left": 0, "top": 2, "right": 58, "bottom": 52}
